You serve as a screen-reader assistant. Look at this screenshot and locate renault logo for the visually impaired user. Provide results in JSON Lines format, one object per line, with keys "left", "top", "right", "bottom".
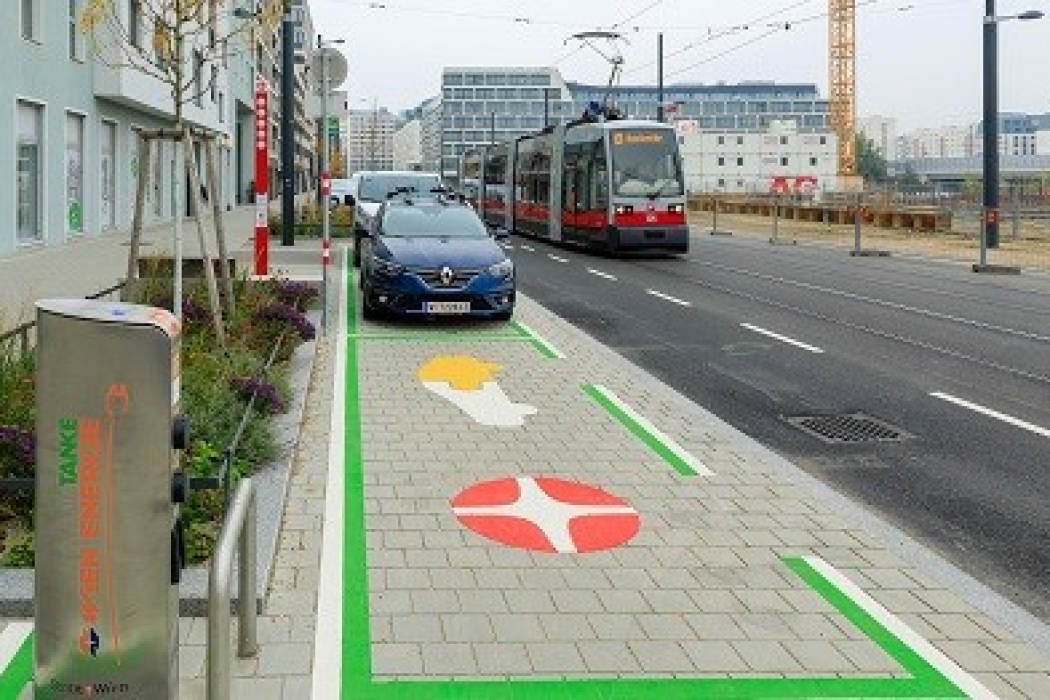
{"left": 440, "top": 266, "right": 455, "bottom": 286}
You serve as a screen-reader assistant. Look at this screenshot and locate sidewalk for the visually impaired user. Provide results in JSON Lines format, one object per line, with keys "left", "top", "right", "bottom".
{"left": 3, "top": 246, "right": 1050, "bottom": 697}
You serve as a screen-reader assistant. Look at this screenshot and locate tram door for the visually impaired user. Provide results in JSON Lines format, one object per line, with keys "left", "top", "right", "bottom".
{"left": 562, "top": 144, "right": 588, "bottom": 244}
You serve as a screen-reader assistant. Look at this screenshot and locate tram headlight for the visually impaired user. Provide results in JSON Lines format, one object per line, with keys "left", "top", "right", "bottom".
{"left": 615, "top": 205, "right": 634, "bottom": 215}
{"left": 668, "top": 204, "right": 684, "bottom": 214}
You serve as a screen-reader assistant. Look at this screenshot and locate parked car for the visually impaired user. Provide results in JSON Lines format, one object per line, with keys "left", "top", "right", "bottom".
{"left": 358, "top": 193, "right": 515, "bottom": 321}
{"left": 340, "top": 171, "right": 444, "bottom": 266}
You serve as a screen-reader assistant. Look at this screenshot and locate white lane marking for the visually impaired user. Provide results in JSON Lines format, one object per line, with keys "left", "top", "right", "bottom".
{"left": 311, "top": 249, "right": 348, "bottom": 700}
{"left": 549, "top": 254, "right": 569, "bottom": 263}
{"left": 0, "top": 622, "right": 32, "bottom": 671}
{"left": 521, "top": 245, "right": 536, "bottom": 252}
{"left": 454, "top": 477, "right": 637, "bottom": 553}
{"left": 931, "top": 392, "right": 1050, "bottom": 439}
{"left": 805, "top": 556, "right": 997, "bottom": 700}
{"left": 588, "top": 268, "right": 618, "bottom": 281}
{"left": 741, "top": 323, "right": 824, "bottom": 354}
{"left": 515, "top": 321, "right": 566, "bottom": 359}
{"left": 647, "top": 290, "right": 692, "bottom": 307}
{"left": 702, "top": 260, "right": 1050, "bottom": 344}
{"left": 591, "top": 385, "right": 713, "bottom": 476}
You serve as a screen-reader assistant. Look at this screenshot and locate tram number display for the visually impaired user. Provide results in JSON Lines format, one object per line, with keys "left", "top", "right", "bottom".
{"left": 613, "top": 132, "right": 668, "bottom": 146}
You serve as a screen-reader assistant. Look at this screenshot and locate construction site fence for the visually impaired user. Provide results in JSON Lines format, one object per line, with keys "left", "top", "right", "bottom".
{"left": 687, "top": 192, "right": 1050, "bottom": 273}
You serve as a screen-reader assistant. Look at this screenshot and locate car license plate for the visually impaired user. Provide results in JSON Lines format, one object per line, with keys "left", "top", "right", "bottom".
{"left": 424, "top": 301, "right": 471, "bottom": 314}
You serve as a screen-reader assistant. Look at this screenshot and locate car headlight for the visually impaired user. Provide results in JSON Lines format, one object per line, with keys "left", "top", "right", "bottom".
{"left": 487, "top": 259, "right": 514, "bottom": 280}
{"left": 372, "top": 255, "right": 404, "bottom": 277}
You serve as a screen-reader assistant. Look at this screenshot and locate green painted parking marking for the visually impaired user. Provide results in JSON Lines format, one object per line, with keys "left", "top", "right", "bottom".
{"left": 335, "top": 264, "right": 970, "bottom": 697}
{"left": 0, "top": 628, "right": 32, "bottom": 696}
{"left": 583, "top": 384, "right": 711, "bottom": 477}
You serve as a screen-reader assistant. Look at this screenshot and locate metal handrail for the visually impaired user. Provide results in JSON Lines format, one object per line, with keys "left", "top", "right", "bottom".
{"left": 206, "top": 477, "right": 259, "bottom": 700}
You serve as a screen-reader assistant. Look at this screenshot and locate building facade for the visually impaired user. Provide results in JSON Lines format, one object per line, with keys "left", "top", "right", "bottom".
{"left": 346, "top": 107, "right": 396, "bottom": 172}
{"left": 392, "top": 120, "right": 424, "bottom": 172}
{"left": 677, "top": 122, "right": 838, "bottom": 194}
{"left": 0, "top": 0, "right": 259, "bottom": 259}
{"left": 858, "top": 115, "right": 898, "bottom": 159}
{"left": 424, "top": 67, "right": 830, "bottom": 180}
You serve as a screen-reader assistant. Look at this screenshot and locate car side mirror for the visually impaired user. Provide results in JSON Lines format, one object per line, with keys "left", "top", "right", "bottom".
{"left": 344, "top": 194, "right": 356, "bottom": 207}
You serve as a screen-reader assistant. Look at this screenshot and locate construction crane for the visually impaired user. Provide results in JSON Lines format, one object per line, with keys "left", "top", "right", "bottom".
{"left": 829, "top": 0, "right": 858, "bottom": 187}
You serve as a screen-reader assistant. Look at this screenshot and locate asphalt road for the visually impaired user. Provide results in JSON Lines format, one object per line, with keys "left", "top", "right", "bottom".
{"left": 508, "top": 228, "right": 1050, "bottom": 623}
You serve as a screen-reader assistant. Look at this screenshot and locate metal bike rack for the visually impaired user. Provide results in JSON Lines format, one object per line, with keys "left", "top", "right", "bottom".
{"left": 207, "top": 478, "right": 259, "bottom": 700}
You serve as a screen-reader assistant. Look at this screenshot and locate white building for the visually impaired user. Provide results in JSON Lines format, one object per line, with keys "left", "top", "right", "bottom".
{"left": 346, "top": 108, "right": 396, "bottom": 172}
{"left": 899, "top": 126, "right": 976, "bottom": 160}
{"left": 858, "top": 116, "right": 897, "bottom": 159}
{"left": 392, "top": 120, "right": 424, "bottom": 171}
{"left": 1037, "top": 130, "right": 1050, "bottom": 156}
{"left": 0, "top": 1, "right": 255, "bottom": 258}
{"left": 677, "top": 122, "right": 838, "bottom": 194}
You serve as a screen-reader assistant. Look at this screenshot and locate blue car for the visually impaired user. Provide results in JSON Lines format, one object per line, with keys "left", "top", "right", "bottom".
{"left": 359, "top": 195, "right": 515, "bottom": 321}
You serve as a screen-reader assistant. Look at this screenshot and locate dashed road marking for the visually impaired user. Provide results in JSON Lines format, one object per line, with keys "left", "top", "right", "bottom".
{"left": 587, "top": 268, "right": 618, "bottom": 281}
{"left": 741, "top": 322, "right": 824, "bottom": 354}
{"left": 931, "top": 391, "right": 1050, "bottom": 439}
{"left": 646, "top": 289, "right": 692, "bottom": 307}
{"left": 549, "top": 254, "right": 569, "bottom": 263}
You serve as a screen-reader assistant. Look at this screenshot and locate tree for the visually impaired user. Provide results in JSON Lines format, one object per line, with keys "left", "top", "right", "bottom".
{"left": 900, "top": 164, "right": 922, "bottom": 190}
{"left": 81, "top": 0, "right": 281, "bottom": 347}
{"left": 855, "top": 135, "right": 888, "bottom": 184}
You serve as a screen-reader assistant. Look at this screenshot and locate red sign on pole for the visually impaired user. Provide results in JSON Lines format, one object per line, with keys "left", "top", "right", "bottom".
{"left": 254, "top": 79, "right": 270, "bottom": 277}
{"left": 320, "top": 172, "right": 331, "bottom": 197}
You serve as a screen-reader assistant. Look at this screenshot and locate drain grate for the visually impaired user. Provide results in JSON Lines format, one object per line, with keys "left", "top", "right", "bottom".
{"left": 784, "top": 413, "right": 911, "bottom": 445}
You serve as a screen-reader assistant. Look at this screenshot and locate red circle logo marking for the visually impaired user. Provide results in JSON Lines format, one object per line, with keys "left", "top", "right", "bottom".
{"left": 451, "top": 477, "right": 641, "bottom": 554}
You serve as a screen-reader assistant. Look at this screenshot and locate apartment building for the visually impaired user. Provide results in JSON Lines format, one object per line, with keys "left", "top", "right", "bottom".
{"left": 0, "top": 1, "right": 263, "bottom": 259}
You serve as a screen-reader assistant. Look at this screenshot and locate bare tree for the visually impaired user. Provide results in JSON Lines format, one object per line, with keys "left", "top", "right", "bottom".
{"left": 81, "top": 0, "right": 282, "bottom": 347}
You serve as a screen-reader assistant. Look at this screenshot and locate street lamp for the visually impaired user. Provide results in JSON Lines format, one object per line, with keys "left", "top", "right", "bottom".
{"left": 316, "top": 37, "right": 346, "bottom": 330}
{"left": 979, "top": 1, "right": 1042, "bottom": 268}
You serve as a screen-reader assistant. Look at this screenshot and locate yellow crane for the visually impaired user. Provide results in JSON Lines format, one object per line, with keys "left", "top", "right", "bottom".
{"left": 829, "top": 0, "right": 859, "bottom": 187}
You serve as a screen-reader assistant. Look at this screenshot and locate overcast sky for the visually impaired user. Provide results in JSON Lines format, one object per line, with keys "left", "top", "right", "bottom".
{"left": 311, "top": 0, "right": 1049, "bottom": 131}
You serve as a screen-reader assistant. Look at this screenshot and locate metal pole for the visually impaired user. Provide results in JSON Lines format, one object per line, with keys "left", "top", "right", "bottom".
{"left": 1011, "top": 182, "right": 1019, "bottom": 240}
{"left": 544, "top": 89, "right": 550, "bottom": 128}
{"left": 982, "top": 0, "right": 1000, "bottom": 251}
{"left": 280, "top": 0, "right": 295, "bottom": 246}
{"left": 239, "top": 488, "right": 258, "bottom": 658}
{"left": 320, "top": 38, "right": 330, "bottom": 330}
{"left": 490, "top": 112, "right": 496, "bottom": 145}
{"left": 173, "top": 138, "right": 183, "bottom": 323}
{"left": 657, "top": 33, "right": 664, "bottom": 123}
{"left": 773, "top": 196, "right": 780, "bottom": 242}
{"left": 712, "top": 195, "right": 718, "bottom": 233}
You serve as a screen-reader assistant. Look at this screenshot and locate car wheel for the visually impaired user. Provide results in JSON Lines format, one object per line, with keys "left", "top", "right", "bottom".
{"left": 360, "top": 280, "right": 381, "bottom": 321}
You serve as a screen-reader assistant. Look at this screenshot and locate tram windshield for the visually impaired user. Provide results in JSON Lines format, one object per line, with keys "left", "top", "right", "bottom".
{"left": 610, "top": 129, "right": 684, "bottom": 198}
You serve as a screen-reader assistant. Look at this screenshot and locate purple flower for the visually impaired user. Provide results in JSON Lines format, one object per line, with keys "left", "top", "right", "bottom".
{"left": 229, "top": 377, "right": 286, "bottom": 414}
{"left": 151, "top": 296, "right": 208, "bottom": 322}
{"left": 0, "top": 426, "right": 35, "bottom": 467}
{"left": 255, "top": 303, "right": 316, "bottom": 341}
{"left": 275, "top": 281, "right": 319, "bottom": 306}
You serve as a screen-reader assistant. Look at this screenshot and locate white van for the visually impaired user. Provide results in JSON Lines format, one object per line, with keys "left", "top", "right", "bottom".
{"left": 341, "top": 171, "right": 444, "bottom": 266}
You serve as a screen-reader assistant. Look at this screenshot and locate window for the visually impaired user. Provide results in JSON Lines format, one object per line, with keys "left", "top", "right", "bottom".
{"left": 780, "top": 136, "right": 788, "bottom": 145}
{"left": 129, "top": 0, "right": 142, "bottom": 49}
{"left": 218, "top": 92, "right": 225, "bottom": 122}
{"left": 211, "top": 66, "right": 218, "bottom": 102}
{"left": 781, "top": 157, "right": 789, "bottom": 166}
{"left": 737, "top": 157, "right": 744, "bottom": 166}
{"left": 717, "top": 136, "right": 725, "bottom": 145}
{"left": 22, "top": 0, "right": 39, "bottom": 41}
{"left": 69, "top": 0, "right": 84, "bottom": 59}
{"left": 736, "top": 136, "right": 744, "bottom": 145}
{"left": 65, "top": 113, "right": 85, "bottom": 234}
{"left": 819, "top": 136, "right": 827, "bottom": 145}
{"left": 17, "top": 102, "right": 44, "bottom": 243}
{"left": 717, "top": 157, "right": 725, "bottom": 166}
{"left": 194, "top": 51, "right": 204, "bottom": 107}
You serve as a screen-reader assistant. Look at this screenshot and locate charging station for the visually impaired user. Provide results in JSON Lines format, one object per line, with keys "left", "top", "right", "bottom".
{"left": 34, "top": 300, "right": 188, "bottom": 699}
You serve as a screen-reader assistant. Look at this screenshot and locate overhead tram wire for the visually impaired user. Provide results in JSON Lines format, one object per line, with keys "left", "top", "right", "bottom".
{"left": 553, "top": 0, "right": 664, "bottom": 68}
{"left": 660, "top": 0, "right": 956, "bottom": 80}
{"left": 624, "top": 0, "right": 821, "bottom": 76}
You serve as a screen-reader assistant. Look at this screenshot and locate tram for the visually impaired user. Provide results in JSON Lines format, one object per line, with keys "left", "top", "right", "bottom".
{"left": 461, "top": 112, "right": 688, "bottom": 253}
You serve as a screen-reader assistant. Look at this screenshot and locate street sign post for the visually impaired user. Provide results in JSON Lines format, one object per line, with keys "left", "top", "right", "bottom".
{"left": 254, "top": 79, "right": 270, "bottom": 277}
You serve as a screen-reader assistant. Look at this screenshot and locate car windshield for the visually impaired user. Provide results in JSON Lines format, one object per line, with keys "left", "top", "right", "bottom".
{"left": 358, "top": 175, "right": 442, "bottom": 202}
{"left": 381, "top": 206, "right": 489, "bottom": 238}
{"left": 611, "top": 130, "right": 685, "bottom": 198}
